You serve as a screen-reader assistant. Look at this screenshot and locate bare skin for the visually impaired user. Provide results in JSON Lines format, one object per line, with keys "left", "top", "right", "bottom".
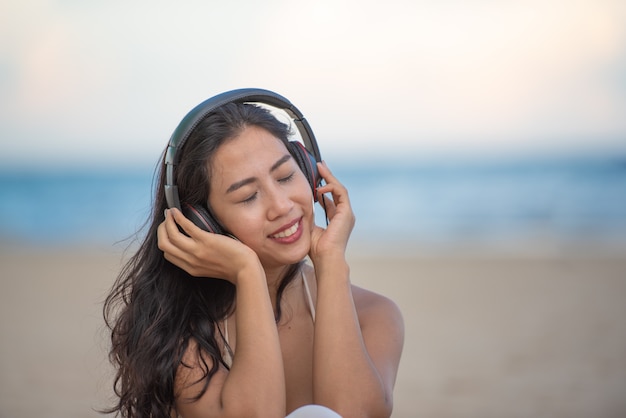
{"left": 157, "top": 127, "right": 404, "bottom": 418}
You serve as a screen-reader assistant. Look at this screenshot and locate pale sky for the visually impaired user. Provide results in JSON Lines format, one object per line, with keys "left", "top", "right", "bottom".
{"left": 1, "top": 0, "right": 625, "bottom": 167}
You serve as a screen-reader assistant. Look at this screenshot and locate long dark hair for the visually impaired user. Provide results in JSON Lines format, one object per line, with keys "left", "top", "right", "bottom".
{"left": 103, "top": 103, "right": 303, "bottom": 418}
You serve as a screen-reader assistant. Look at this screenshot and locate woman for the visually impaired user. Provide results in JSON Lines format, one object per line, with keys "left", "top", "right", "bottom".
{"left": 103, "top": 99, "right": 404, "bottom": 418}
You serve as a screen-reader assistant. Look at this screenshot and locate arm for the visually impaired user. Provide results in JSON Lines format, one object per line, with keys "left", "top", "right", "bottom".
{"left": 309, "top": 164, "right": 404, "bottom": 418}
{"left": 158, "top": 209, "right": 286, "bottom": 418}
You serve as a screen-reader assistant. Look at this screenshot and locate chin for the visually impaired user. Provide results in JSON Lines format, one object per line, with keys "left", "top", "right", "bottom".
{"left": 261, "top": 240, "right": 310, "bottom": 269}
{"left": 281, "top": 244, "right": 311, "bottom": 265}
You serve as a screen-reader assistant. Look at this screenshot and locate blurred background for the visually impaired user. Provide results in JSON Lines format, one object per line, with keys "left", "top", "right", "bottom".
{"left": 1, "top": 0, "right": 626, "bottom": 251}
{"left": 1, "top": 1, "right": 625, "bottom": 417}
{"left": 0, "top": 0, "right": 626, "bottom": 249}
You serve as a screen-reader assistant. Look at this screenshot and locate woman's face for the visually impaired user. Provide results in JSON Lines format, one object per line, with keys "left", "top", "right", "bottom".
{"left": 207, "top": 126, "right": 314, "bottom": 269}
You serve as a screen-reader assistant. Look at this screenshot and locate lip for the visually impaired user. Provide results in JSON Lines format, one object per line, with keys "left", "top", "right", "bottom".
{"left": 268, "top": 217, "right": 303, "bottom": 244}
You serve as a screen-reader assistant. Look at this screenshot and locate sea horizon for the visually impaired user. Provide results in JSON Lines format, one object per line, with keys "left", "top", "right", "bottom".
{"left": 1, "top": 152, "right": 625, "bottom": 255}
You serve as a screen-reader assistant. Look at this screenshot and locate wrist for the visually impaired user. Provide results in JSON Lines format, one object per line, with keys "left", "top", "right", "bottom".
{"left": 233, "top": 258, "right": 265, "bottom": 285}
{"left": 231, "top": 250, "right": 264, "bottom": 286}
{"left": 313, "top": 255, "right": 350, "bottom": 281}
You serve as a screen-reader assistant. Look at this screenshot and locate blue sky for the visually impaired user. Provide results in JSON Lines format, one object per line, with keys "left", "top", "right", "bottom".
{"left": 1, "top": 0, "right": 625, "bottom": 167}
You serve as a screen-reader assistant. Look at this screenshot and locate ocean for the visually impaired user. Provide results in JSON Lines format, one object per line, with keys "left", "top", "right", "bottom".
{"left": 1, "top": 155, "right": 625, "bottom": 252}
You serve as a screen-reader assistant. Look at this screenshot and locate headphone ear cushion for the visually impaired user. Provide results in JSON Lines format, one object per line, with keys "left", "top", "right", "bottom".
{"left": 288, "top": 141, "right": 321, "bottom": 200}
{"left": 182, "top": 202, "right": 226, "bottom": 235}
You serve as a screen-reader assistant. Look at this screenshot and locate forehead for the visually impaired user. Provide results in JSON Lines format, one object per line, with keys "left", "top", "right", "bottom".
{"left": 209, "top": 126, "right": 290, "bottom": 186}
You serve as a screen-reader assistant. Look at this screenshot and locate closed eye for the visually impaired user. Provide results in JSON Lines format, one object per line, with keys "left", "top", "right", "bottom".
{"left": 278, "top": 172, "right": 295, "bottom": 184}
{"left": 238, "top": 168, "right": 295, "bottom": 205}
{"left": 240, "top": 192, "right": 258, "bottom": 205}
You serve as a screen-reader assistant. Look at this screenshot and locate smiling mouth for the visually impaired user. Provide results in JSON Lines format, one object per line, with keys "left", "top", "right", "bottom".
{"left": 270, "top": 219, "right": 301, "bottom": 239}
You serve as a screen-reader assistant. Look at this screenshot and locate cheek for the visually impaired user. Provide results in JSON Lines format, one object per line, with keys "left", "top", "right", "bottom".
{"left": 298, "top": 183, "right": 316, "bottom": 230}
{"left": 211, "top": 173, "right": 313, "bottom": 236}
{"left": 294, "top": 170, "right": 315, "bottom": 202}
{"left": 218, "top": 208, "right": 260, "bottom": 239}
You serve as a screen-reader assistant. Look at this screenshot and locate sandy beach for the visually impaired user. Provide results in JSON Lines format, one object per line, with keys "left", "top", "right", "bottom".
{"left": 1, "top": 244, "right": 625, "bottom": 418}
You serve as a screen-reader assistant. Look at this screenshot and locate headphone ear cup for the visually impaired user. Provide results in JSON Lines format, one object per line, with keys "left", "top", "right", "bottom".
{"left": 182, "top": 202, "right": 226, "bottom": 235}
{"left": 288, "top": 141, "right": 321, "bottom": 200}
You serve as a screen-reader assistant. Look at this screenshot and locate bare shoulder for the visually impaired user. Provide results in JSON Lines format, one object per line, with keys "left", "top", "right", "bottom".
{"left": 351, "top": 284, "right": 404, "bottom": 389}
{"left": 351, "top": 284, "right": 404, "bottom": 335}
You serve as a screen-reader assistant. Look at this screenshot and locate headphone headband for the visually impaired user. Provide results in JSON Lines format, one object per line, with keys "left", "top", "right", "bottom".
{"left": 164, "top": 88, "right": 321, "bottom": 210}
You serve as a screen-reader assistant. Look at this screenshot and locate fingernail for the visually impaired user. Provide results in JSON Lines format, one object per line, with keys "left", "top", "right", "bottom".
{"left": 164, "top": 208, "right": 169, "bottom": 218}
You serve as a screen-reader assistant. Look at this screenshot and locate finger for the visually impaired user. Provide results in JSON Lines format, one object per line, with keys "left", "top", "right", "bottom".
{"left": 317, "top": 161, "right": 348, "bottom": 191}
{"left": 317, "top": 192, "right": 337, "bottom": 219}
{"left": 162, "top": 209, "right": 183, "bottom": 241}
{"left": 317, "top": 161, "right": 338, "bottom": 183}
{"left": 169, "top": 207, "right": 213, "bottom": 241}
{"left": 317, "top": 181, "right": 351, "bottom": 209}
{"left": 156, "top": 221, "right": 170, "bottom": 251}
{"left": 158, "top": 216, "right": 186, "bottom": 259}
{"left": 168, "top": 207, "right": 192, "bottom": 235}
{"left": 162, "top": 249, "right": 187, "bottom": 270}
{"left": 164, "top": 208, "right": 200, "bottom": 242}
{"left": 158, "top": 216, "right": 203, "bottom": 276}
{"left": 162, "top": 209, "right": 198, "bottom": 256}
{"left": 159, "top": 217, "right": 210, "bottom": 275}
{"left": 164, "top": 249, "right": 204, "bottom": 277}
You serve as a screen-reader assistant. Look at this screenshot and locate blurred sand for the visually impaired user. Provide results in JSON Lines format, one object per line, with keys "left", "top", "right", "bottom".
{"left": 1, "top": 245, "right": 625, "bottom": 418}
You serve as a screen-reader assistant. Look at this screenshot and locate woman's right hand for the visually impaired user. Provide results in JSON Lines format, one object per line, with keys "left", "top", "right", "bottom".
{"left": 157, "top": 207, "right": 262, "bottom": 284}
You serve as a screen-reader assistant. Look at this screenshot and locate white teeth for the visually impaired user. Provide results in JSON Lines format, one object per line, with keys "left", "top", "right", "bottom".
{"left": 272, "top": 222, "right": 299, "bottom": 239}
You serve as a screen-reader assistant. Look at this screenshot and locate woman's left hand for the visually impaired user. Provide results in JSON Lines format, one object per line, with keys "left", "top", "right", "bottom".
{"left": 309, "top": 161, "right": 355, "bottom": 263}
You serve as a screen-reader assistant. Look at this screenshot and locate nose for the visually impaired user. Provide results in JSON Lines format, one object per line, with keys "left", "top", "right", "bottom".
{"left": 266, "top": 184, "right": 294, "bottom": 220}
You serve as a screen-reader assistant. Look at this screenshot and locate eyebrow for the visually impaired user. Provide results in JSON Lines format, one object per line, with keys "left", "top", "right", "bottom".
{"left": 225, "top": 154, "right": 292, "bottom": 194}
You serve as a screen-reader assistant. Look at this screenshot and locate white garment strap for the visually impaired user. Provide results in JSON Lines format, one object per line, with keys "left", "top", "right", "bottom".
{"left": 222, "top": 319, "right": 233, "bottom": 367}
{"left": 302, "top": 270, "right": 316, "bottom": 322}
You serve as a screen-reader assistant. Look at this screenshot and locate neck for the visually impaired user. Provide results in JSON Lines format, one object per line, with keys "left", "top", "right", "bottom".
{"left": 264, "top": 262, "right": 301, "bottom": 317}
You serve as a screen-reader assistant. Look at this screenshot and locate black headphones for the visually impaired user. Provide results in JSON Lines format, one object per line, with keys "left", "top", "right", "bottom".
{"left": 164, "top": 88, "right": 322, "bottom": 235}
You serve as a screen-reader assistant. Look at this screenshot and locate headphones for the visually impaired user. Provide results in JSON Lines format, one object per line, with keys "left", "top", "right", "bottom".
{"left": 164, "top": 88, "right": 322, "bottom": 235}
